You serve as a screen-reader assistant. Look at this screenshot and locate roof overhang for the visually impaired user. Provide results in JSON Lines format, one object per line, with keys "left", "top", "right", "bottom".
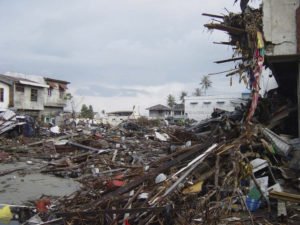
{"left": 19, "top": 80, "right": 49, "bottom": 88}
{"left": 45, "top": 77, "right": 70, "bottom": 84}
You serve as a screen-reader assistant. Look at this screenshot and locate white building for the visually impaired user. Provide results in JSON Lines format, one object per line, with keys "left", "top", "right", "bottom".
{"left": 184, "top": 94, "right": 249, "bottom": 122}
{"left": 0, "top": 81, "right": 10, "bottom": 112}
{"left": 105, "top": 109, "right": 140, "bottom": 126}
{"left": 0, "top": 74, "right": 70, "bottom": 121}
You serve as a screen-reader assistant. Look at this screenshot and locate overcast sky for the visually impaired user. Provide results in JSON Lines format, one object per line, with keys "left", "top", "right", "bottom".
{"left": 0, "top": 0, "right": 263, "bottom": 114}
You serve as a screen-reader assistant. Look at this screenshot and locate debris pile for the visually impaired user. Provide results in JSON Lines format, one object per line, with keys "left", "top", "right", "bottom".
{"left": 204, "top": 3, "right": 265, "bottom": 123}
{"left": 0, "top": 100, "right": 299, "bottom": 225}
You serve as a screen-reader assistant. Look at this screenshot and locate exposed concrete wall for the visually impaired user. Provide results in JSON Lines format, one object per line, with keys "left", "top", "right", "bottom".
{"left": 14, "top": 85, "right": 44, "bottom": 111}
{"left": 0, "top": 82, "right": 10, "bottom": 110}
{"left": 263, "top": 0, "right": 300, "bottom": 56}
{"left": 43, "top": 106, "right": 64, "bottom": 116}
{"left": 44, "top": 87, "right": 66, "bottom": 107}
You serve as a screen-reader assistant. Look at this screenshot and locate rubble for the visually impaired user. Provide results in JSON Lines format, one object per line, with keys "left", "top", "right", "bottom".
{"left": 1, "top": 1, "right": 300, "bottom": 225}
{"left": 0, "top": 95, "right": 298, "bottom": 225}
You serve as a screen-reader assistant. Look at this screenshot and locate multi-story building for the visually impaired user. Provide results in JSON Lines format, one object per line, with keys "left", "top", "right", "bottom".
{"left": 0, "top": 74, "right": 70, "bottom": 121}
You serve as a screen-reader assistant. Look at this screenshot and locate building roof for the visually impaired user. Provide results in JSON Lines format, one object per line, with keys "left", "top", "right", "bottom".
{"left": 146, "top": 104, "right": 171, "bottom": 111}
{"left": 0, "top": 74, "right": 49, "bottom": 88}
{"left": 45, "top": 77, "right": 70, "bottom": 84}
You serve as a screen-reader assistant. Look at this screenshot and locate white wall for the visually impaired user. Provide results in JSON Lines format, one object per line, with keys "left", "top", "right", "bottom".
{"left": 149, "top": 111, "right": 170, "bottom": 119}
{"left": 14, "top": 85, "right": 44, "bottom": 110}
{"left": 0, "top": 82, "right": 10, "bottom": 110}
{"left": 184, "top": 95, "right": 244, "bottom": 121}
{"left": 263, "top": 0, "right": 299, "bottom": 56}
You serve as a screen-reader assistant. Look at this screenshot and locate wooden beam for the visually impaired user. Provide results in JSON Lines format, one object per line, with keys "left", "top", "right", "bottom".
{"left": 269, "top": 191, "right": 300, "bottom": 203}
{"left": 204, "top": 23, "right": 245, "bottom": 35}
{"left": 214, "top": 57, "right": 244, "bottom": 64}
{"left": 213, "top": 41, "right": 235, "bottom": 46}
{"left": 202, "top": 13, "right": 224, "bottom": 19}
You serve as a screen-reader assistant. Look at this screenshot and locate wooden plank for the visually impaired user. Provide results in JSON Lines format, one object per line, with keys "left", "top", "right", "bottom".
{"left": 204, "top": 23, "right": 245, "bottom": 35}
{"left": 202, "top": 13, "right": 224, "bottom": 19}
{"left": 214, "top": 57, "right": 244, "bottom": 64}
{"left": 269, "top": 191, "right": 300, "bottom": 203}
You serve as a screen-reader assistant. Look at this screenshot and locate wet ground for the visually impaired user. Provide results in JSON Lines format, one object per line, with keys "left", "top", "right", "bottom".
{"left": 0, "top": 161, "right": 80, "bottom": 204}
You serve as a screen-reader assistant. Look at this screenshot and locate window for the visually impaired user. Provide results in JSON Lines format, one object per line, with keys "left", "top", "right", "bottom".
{"left": 190, "top": 102, "right": 198, "bottom": 105}
{"left": 16, "top": 85, "right": 24, "bottom": 92}
{"left": 0, "top": 88, "right": 4, "bottom": 102}
{"left": 217, "top": 101, "right": 225, "bottom": 104}
{"left": 48, "top": 88, "right": 52, "bottom": 96}
{"left": 203, "top": 101, "right": 211, "bottom": 105}
{"left": 31, "top": 89, "right": 38, "bottom": 102}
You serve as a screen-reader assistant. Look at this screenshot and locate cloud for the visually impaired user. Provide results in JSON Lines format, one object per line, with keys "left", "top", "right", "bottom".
{"left": 0, "top": 0, "right": 262, "bottom": 113}
{"left": 75, "top": 84, "right": 149, "bottom": 97}
{"left": 0, "top": 0, "right": 247, "bottom": 84}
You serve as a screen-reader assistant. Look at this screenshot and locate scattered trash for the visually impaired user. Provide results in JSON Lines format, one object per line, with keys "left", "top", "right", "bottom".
{"left": 50, "top": 126, "right": 60, "bottom": 134}
{"left": 155, "top": 173, "right": 167, "bottom": 184}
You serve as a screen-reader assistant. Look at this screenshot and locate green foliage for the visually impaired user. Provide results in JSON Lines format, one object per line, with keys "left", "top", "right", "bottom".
{"left": 167, "top": 94, "right": 176, "bottom": 108}
{"left": 64, "top": 92, "right": 73, "bottom": 100}
{"left": 180, "top": 91, "right": 187, "bottom": 103}
{"left": 80, "top": 104, "right": 94, "bottom": 119}
{"left": 200, "top": 75, "right": 212, "bottom": 95}
{"left": 176, "top": 118, "right": 185, "bottom": 126}
{"left": 193, "top": 88, "right": 202, "bottom": 96}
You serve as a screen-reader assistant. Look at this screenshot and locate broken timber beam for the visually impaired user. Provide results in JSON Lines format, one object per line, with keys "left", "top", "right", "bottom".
{"left": 204, "top": 23, "right": 245, "bottom": 35}
{"left": 213, "top": 41, "right": 236, "bottom": 46}
{"left": 202, "top": 13, "right": 224, "bottom": 19}
{"left": 214, "top": 57, "right": 245, "bottom": 64}
{"left": 269, "top": 191, "right": 300, "bottom": 203}
{"left": 90, "top": 139, "right": 216, "bottom": 208}
{"left": 67, "top": 141, "right": 111, "bottom": 153}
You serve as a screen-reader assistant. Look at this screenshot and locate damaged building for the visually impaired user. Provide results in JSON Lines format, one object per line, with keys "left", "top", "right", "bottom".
{"left": 204, "top": 0, "right": 300, "bottom": 137}
{"left": 0, "top": 74, "right": 70, "bottom": 122}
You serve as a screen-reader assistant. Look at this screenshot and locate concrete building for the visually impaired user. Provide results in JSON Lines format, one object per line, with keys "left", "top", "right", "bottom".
{"left": 44, "top": 77, "right": 70, "bottom": 122}
{"left": 105, "top": 110, "right": 140, "bottom": 126}
{"left": 146, "top": 104, "right": 171, "bottom": 119}
{"left": 172, "top": 103, "right": 185, "bottom": 120}
{"left": 0, "top": 79, "right": 10, "bottom": 112}
{"left": 0, "top": 74, "right": 70, "bottom": 120}
{"left": 0, "top": 74, "right": 48, "bottom": 117}
{"left": 262, "top": 0, "right": 300, "bottom": 135}
{"left": 184, "top": 94, "right": 248, "bottom": 122}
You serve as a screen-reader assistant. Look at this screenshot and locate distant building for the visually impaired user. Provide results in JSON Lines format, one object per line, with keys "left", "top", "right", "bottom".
{"left": 0, "top": 74, "right": 70, "bottom": 121}
{"left": 146, "top": 104, "right": 171, "bottom": 119}
{"left": 106, "top": 110, "right": 140, "bottom": 126}
{"left": 172, "top": 103, "right": 185, "bottom": 120}
{"left": 184, "top": 94, "right": 249, "bottom": 121}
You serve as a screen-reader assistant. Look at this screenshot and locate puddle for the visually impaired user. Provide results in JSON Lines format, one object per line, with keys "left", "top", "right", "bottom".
{"left": 0, "top": 162, "right": 80, "bottom": 205}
